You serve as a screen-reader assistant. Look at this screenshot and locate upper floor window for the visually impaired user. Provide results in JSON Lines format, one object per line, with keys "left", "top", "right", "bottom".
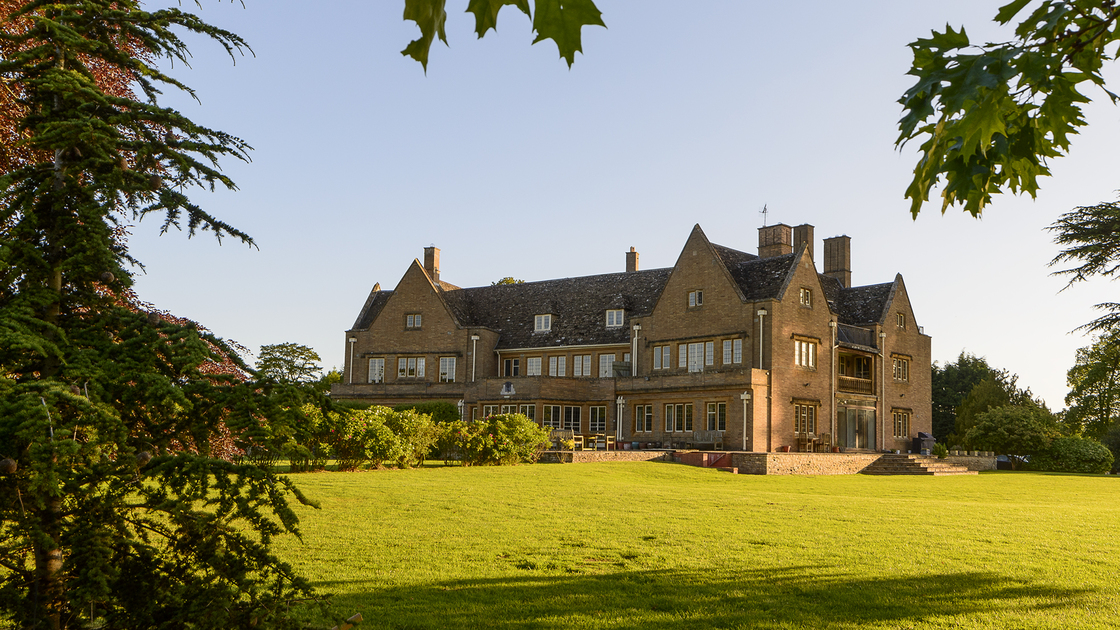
{"left": 599, "top": 353, "right": 615, "bottom": 377}
{"left": 527, "top": 357, "right": 542, "bottom": 376}
{"left": 573, "top": 354, "right": 591, "bottom": 377}
{"left": 535, "top": 314, "right": 552, "bottom": 332}
{"left": 549, "top": 355, "right": 566, "bottom": 376}
{"left": 653, "top": 345, "right": 671, "bottom": 369}
{"left": 897, "top": 312, "right": 906, "bottom": 329}
{"left": 794, "top": 339, "right": 817, "bottom": 369}
{"left": 893, "top": 355, "right": 910, "bottom": 382}
{"left": 800, "top": 288, "right": 812, "bottom": 307}
{"left": 688, "top": 290, "right": 704, "bottom": 307}
{"left": 606, "top": 309, "right": 624, "bottom": 327}
{"left": 406, "top": 313, "right": 422, "bottom": 329}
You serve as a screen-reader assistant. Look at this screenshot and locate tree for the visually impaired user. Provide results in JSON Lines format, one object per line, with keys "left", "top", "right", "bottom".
{"left": 400, "top": 0, "right": 605, "bottom": 69}
{"left": 491, "top": 276, "right": 524, "bottom": 285}
{"left": 898, "top": 1, "right": 1120, "bottom": 217}
{"left": 1064, "top": 331, "right": 1120, "bottom": 438}
{"left": 256, "top": 343, "right": 324, "bottom": 385}
{"left": 0, "top": 2, "right": 326, "bottom": 627}
{"left": 966, "top": 405, "right": 1062, "bottom": 469}
{"left": 1049, "top": 201, "right": 1120, "bottom": 333}
{"left": 931, "top": 351, "right": 996, "bottom": 443}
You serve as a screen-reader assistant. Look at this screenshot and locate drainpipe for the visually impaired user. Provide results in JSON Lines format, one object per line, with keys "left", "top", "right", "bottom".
{"left": 879, "top": 331, "right": 887, "bottom": 451}
{"left": 829, "top": 321, "right": 837, "bottom": 445}
{"left": 347, "top": 337, "right": 357, "bottom": 384}
{"left": 756, "top": 309, "right": 768, "bottom": 368}
{"left": 631, "top": 324, "right": 641, "bottom": 373}
{"left": 740, "top": 391, "right": 751, "bottom": 451}
{"left": 616, "top": 396, "right": 625, "bottom": 442}
{"left": 470, "top": 334, "right": 480, "bottom": 382}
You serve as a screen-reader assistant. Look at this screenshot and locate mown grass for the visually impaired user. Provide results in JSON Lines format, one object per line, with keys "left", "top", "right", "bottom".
{"left": 274, "top": 462, "right": 1120, "bottom": 629}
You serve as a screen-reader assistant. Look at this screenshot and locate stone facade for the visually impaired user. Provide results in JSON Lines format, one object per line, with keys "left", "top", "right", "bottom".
{"left": 334, "top": 223, "right": 933, "bottom": 454}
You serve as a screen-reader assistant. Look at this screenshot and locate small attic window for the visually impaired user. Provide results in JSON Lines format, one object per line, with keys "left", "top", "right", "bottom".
{"left": 406, "top": 313, "right": 422, "bottom": 329}
{"left": 606, "top": 309, "right": 624, "bottom": 328}
{"left": 535, "top": 314, "right": 552, "bottom": 332}
{"left": 897, "top": 312, "right": 906, "bottom": 329}
{"left": 688, "top": 290, "right": 703, "bottom": 307}
{"left": 800, "top": 288, "right": 812, "bottom": 308}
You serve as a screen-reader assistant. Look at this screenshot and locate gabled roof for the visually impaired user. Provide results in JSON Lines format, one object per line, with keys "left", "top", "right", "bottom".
{"left": 441, "top": 268, "right": 672, "bottom": 350}
{"left": 715, "top": 246, "right": 800, "bottom": 301}
{"left": 351, "top": 285, "right": 392, "bottom": 330}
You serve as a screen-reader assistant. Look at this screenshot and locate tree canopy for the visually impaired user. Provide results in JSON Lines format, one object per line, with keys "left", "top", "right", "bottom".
{"left": 1064, "top": 331, "right": 1120, "bottom": 438}
{"left": 966, "top": 405, "right": 1062, "bottom": 469}
{"left": 256, "top": 342, "right": 324, "bottom": 385}
{"left": 897, "top": 0, "right": 1120, "bottom": 217}
{"left": 401, "top": 0, "right": 605, "bottom": 69}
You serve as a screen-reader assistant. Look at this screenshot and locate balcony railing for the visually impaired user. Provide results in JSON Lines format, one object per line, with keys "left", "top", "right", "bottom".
{"left": 838, "top": 375, "right": 874, "bottom": 394}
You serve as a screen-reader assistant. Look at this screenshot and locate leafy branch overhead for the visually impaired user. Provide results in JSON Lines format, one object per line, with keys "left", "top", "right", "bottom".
{"left": 402, "top": 0, "right": 604, "bottom": 69}
{"left": 897, "top": 0, "right": 1120, "bottom": 217}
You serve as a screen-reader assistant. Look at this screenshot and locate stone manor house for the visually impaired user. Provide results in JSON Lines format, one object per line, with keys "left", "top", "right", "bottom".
{"left": 332, "top": 223, "right": 932, "bottom": 453}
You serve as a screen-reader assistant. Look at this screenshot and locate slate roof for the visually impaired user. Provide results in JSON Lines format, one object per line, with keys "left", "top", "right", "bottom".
{"left": 351, "top": 288, "right": 393, "bottom": 330}
{"left": 719, "top": 249, "right": 800, "bottom": 301}
{"left": 832, "top": 282, "right": 894, "bottom": 325}
{"left": 441, "top": 269, "right": 672, "bottom": 350}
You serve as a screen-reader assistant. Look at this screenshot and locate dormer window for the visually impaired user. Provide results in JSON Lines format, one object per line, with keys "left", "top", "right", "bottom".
{"left": 606, "top": 309, "right": 624, "bottom": 327}
{"left": 688, "top": 290, "right": 703, "bottom": 307}
{"left": 800, "top": 288, "right": 812, "bottom": 307}
{"left": 534, "top": 314, "right": 552, "bottom": 332}
{"left": 406, "top": 313, "right": 422, "bottom": 329}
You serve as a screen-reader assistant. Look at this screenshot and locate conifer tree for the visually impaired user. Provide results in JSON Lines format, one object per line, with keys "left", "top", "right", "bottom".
{"left": 0, "top": 2, "right": 324, "bottom": 628}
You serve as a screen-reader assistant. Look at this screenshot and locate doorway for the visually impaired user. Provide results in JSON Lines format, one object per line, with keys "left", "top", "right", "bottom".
{"left": 837, "top": 405, "right": 876, "bottom": 450}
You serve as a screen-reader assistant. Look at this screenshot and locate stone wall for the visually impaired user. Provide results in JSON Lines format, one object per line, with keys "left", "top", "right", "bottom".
{"left": 570, "top": 450, "right": 669, "bottom": 463}
{"left": 944, "top": 454, "right": 997, "bottom": 471}
{"left": 727, "top": 452, "right": 881, "bottom": 475}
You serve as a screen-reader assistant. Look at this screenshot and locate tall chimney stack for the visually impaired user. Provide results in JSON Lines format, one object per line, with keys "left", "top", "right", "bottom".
{"left": 423, "top": 246, "right": 440, "bottom": 283}
{"left": 758, "top": 224, "right": 793, "bottom": 258}
{"left": 793, "top": 224, "right": 814, "bottom": 261}
{"left": 626, "top": 246, "right": 639, "bottom": 273}
{"left": 823, "top": 236, "right": 851, "bottom": 287}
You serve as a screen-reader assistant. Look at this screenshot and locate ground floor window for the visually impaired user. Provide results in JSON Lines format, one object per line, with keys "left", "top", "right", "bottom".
{"left": 707, "top": 402, "right": 726, "bottom": 431}
{"left": 398, "top": 357, "right": 425, "bottom": 378}
{"left": 564, "top": 406, "right": 582, "bottom": 432}
{"left": 665, "top": 403, "right": 693, "bottom": 432}
{"left": 837, "top": 405, "right": 876, "bottom": 450}
{"left": 500, "top": 404, "right": 516, "bottom": 414}
{"left": 590, "top": 406, "right": 607, "bottom": 432}
{"left": 368, "top": 358, "right": 384, "bottom": 383}
{"left": 482, "top": 404, "right": 499, "bottom": 417}
{"left": 519, "top": 404, "right": 535, "bottom": 421}
{"left": 439, "top": 357, "right": 456, "bottom": 382}
{"left": 893, "top": 410, "right": 911, "bottom": 438}
{"left": 634, "top": 405, "right": 653, "bottom": 432}
{"left": 794, "top": 404, "right": 817, "bottom": 434}
{"left": 543, "top": 405, "right": 562, "bottom": 429}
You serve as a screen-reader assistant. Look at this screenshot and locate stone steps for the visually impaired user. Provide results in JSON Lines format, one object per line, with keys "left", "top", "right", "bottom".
{"left": 860, "top": 454, "right": 977, "bottom": 476}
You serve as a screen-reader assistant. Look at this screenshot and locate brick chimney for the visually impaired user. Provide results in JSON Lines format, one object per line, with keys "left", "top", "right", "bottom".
{"left": 626, "top": 246, "right": 639, "bottom": 273}
{"left": 793, "top": 224, "right": 814, "bottom": 260}
{"left": 423, "top": 246, "right": 440, "bottom": 283}
{"left": 823, "top": 236, "right": 851, "bottom": 287}
{"left": 758, "top": 224, "right": 793, "bottom": 258}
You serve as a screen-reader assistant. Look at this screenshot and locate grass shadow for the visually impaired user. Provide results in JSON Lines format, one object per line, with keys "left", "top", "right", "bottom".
{"left": 312, "top": 565, "right": 1093, "bottom": 629}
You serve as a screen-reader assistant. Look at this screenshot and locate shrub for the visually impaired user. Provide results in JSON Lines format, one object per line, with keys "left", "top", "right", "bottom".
{"left": 440, "top": 415, "right": 550, "bottom": 466}
{"left": 394, "top": 401, "right": 461, "bottom": 424}
{"left": 1101, "top": 425, "right": 1120, "bottom": 473}
{"left": 965, "top": 405, "right": 1061, "bottom": 469}
{"left": 933, "top": 443, "right": 948, "bottom": 459}
{"left": 364, "top": 406, "right": 438, "bottom": 468}
{"left": 1030, "top": 436, "right": 1114, "bottom": 474}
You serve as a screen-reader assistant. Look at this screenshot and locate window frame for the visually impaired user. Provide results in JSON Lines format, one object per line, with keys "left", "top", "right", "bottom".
{"left": 438, "top": 356, "right": 456, "bottom": 382}
{"left": 543, "top": 405, "right": 562, "bottom": 428}
{"left": 794, "top": 339, "right": 817, "bottom": 369}
{"left": 368, "top": 358, "right": 385, "bottom": 383}
{"left": 893, "top": 409, "right": 911, "bottom": 438}
{"left": 793, "top": 403, "right": 817, "bottom": 434}
{"left": 706, "top": 402, "right": 727, "bottom": 431}
{"left": 688, "top": 290, "right": 704, "bottom": 307}
{"left": 534, "top": 314, "right": 552, "bottom": 332}
{"left": 590, "top": 406, "right": 607, "bottom": 433}
{"left": 598, "top": 353, "right": 615, "bottom": 377}
{"left": 893, "top": 356, "right": 910, "bottom": 382}
{"left": 519, "top": 404, "right": 536, "bottom": 421}
{"left": 605, "top": 309, "right": 624, "bottom": 328}
{"left": 406, "top": 313, "right": 422, "bottom": 329}
{"left": 397, "top": 356, "right": 426, "bottom": 379}
{"left": 527, "top": 357, "right": 542, "bottom": 376}
{"left": 800, "top": 288, "right": 812, "bottom": 308}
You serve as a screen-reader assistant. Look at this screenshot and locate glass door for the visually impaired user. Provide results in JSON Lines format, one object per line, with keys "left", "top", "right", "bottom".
{"left": 838, "top": 406, "right": 876, "bottom": 450}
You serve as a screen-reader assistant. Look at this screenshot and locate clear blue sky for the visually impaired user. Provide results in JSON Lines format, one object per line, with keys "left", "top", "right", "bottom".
{"left": 130, "top": 1, "right": 1120, "bottom": 408}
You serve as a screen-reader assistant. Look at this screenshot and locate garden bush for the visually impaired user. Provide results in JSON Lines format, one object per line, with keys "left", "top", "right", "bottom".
{"left": 362, "top": 406, "right": 438, "bottom": 468}
{"left": 1030, "top": 436, "right": 1114, "bottom": 474}
{"left": 394, "top": 401, "right": 461, "bottom": 424}
{"left": 437, "top": 415, "right": 549, "bottom": 466}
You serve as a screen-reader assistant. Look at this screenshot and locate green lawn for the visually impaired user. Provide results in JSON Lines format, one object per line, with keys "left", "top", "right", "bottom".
{"left": 275, "top": 462, "right": 1120, "bottom": 629}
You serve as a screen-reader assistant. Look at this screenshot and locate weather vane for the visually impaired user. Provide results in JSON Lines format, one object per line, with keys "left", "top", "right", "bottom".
{"left": 760, "top": 204, "right": 769, "bottom": 227}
